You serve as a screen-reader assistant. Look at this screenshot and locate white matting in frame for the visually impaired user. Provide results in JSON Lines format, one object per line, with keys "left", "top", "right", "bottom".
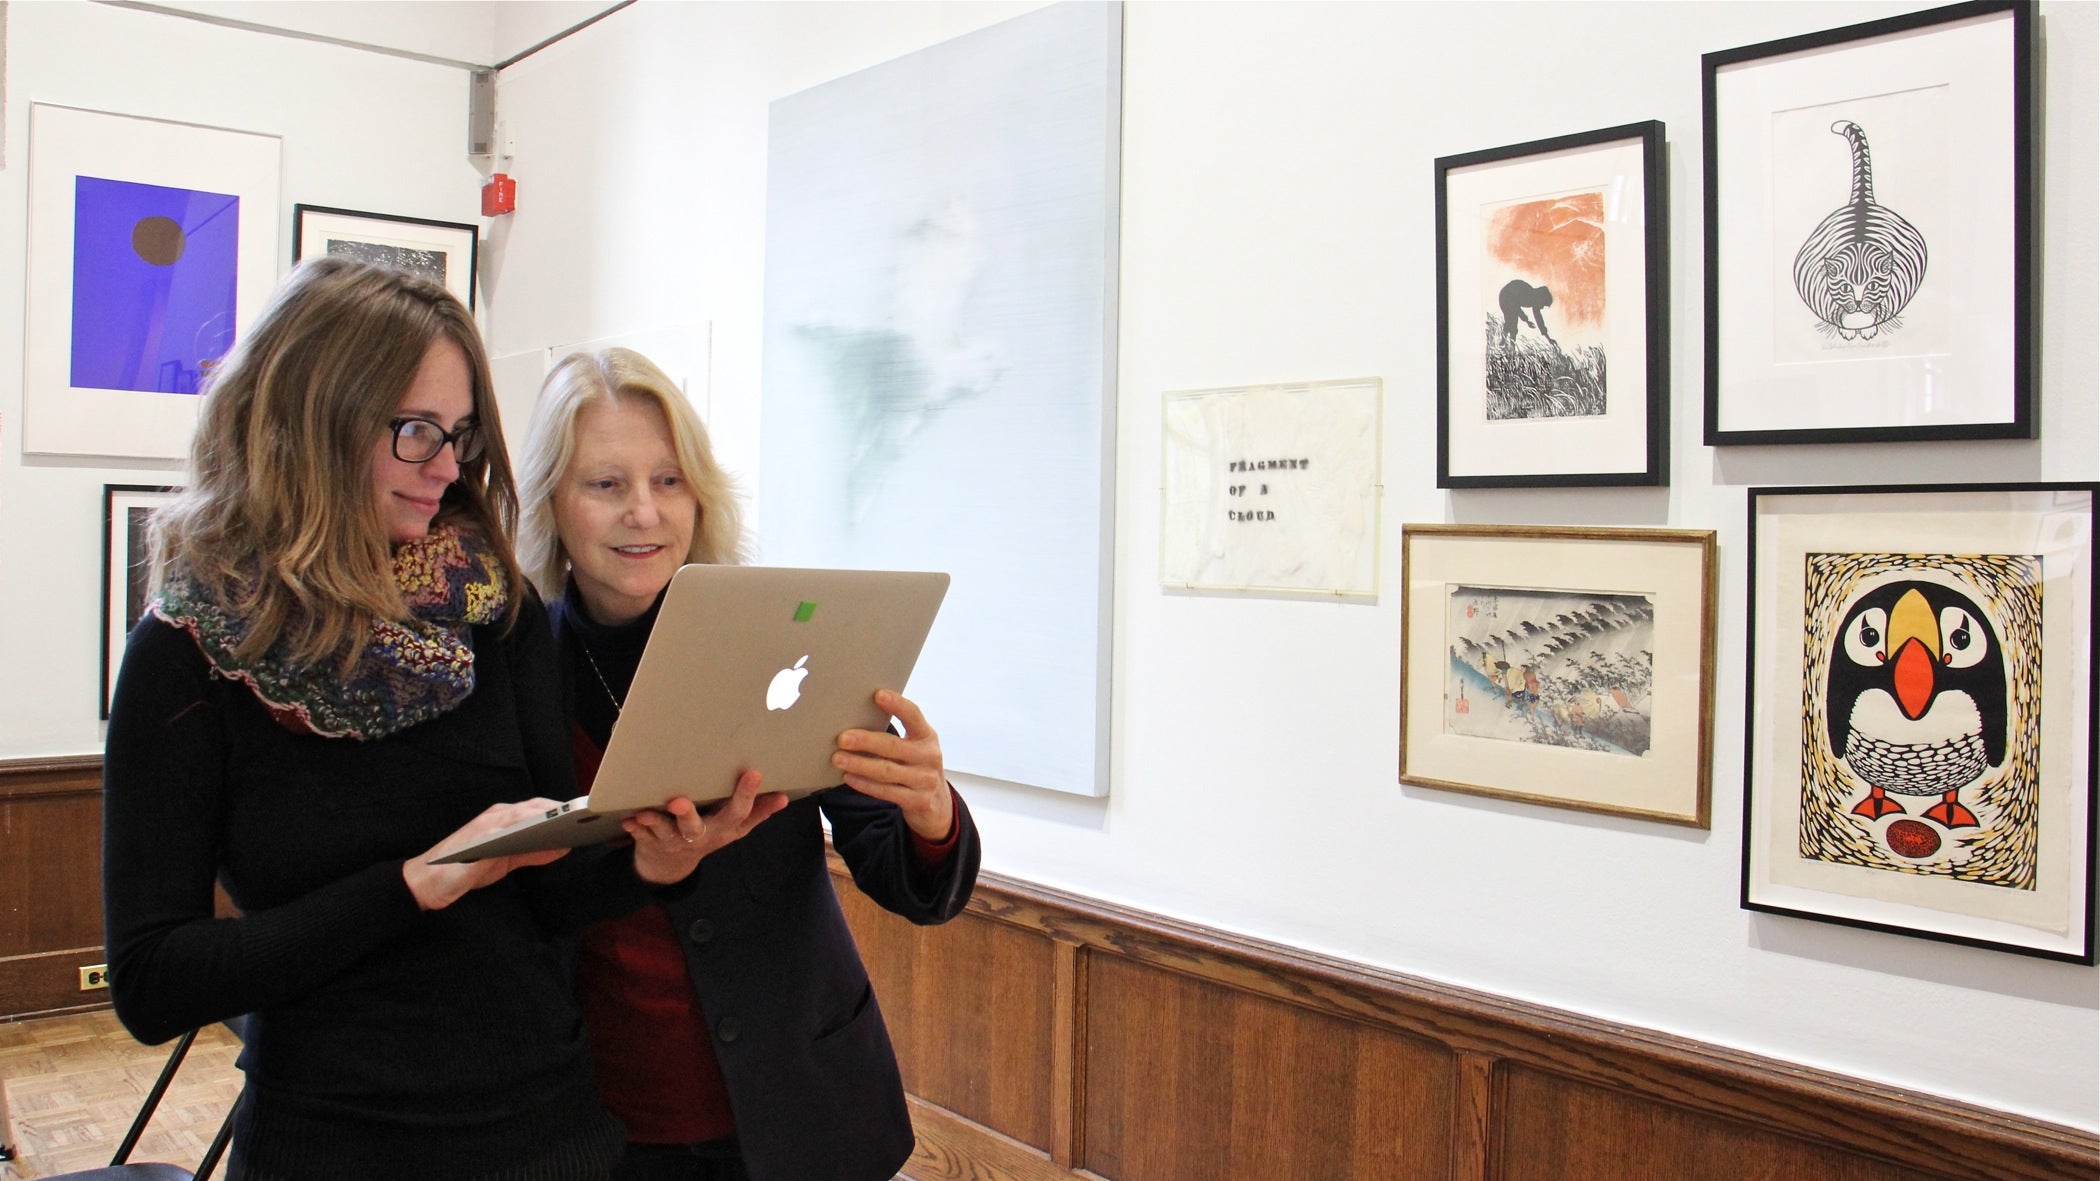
{"left": 1705, "top": 2, "right": 2030, "bottom": 443}
{"left": 1401, "top": 525, "right": 1716, "bottom": 827}
{"left": 1746, "top": 485, "right": 2095, "bottom": 963}
{"left": 292, "top": 205, "right": 478, "bottom": 312}
{"left": 1439, "top": 126, "right": 1662, "bottom": 486}
{"left": 25, "top": 104, "right": 282, "bottom": 460}
{"left": 102, "top": 484, "right": 180, "bottom": 719}
{"left": 1161, "top": 378, "right": 1381, "bottom": 596}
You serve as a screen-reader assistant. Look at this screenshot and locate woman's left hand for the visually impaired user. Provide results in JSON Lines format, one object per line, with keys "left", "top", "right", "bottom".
{"left": 625, "top": 770, "right": 788, "bottom": 885}
{"left": 834, "top": 690, "right": 954, "bottom": 842}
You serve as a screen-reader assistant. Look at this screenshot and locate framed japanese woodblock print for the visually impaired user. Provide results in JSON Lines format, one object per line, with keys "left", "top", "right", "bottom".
{"left": 1435, "top": 121, "right": 1668, "bottom": 487}
{"left": 1745, "top": 485, "right": 2095, "bottom": 963}
{"left": 1704, "top": 1, "right": 2034, "bottom": 444}
{"left": 102, "top": 484, "right": 180, "bottom": 718}
{"left": 293, "top": 205, "right": 478, "bottom": 311}
{"left": 1401, "top": 525, "right": 1716, "bottom": 826}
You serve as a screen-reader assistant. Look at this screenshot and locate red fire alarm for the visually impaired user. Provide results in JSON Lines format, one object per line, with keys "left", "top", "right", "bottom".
{"left": 481, "top": 173, "right": 517, "bottom": 217}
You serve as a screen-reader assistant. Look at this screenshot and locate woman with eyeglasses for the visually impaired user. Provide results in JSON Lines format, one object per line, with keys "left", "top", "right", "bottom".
{"left": 515, "top": 349, "right": 980, "bottom": 1181}
{"left": 101, "top": 258, "right": 757, "bottom": 1178}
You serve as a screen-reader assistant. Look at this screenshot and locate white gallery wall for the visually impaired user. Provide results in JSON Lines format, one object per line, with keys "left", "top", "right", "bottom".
{"left": 0, "top": 0, "right": 490, "bottom": 753}
{"left": 481, "top": 0, "right": 2098, "bottom": 1132}
{"left": 0, "top": 0, "right": 2092, "bottom": 1137}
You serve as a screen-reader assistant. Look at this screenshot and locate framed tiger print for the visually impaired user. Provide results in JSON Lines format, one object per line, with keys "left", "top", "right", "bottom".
{"left": 1434, "top": 121, "right": 1668, "bottom": 487}
{"left": 1744, "top": 484, "right": 2095, "bottom": 963}
{"left": 1703, "top": 1, "right": 2035, "bottom": 445}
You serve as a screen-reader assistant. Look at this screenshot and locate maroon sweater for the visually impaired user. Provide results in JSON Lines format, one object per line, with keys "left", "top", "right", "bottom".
{"left": 569, "top": 726, "right": 960, "bottom": 1144}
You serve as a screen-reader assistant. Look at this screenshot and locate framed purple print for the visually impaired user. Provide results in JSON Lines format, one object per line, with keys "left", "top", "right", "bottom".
{"left": 71, "top": 177, "right": 240, "bottom": 395}
{"left": 1435, "top": 121, "right": 1668, "bottom": 487}
{"left": 1704, "top": 2, "right": 2034, "bottom": 445}
{"left": 1745, "top": 485, "right": 2096, "bottom": 963}
{"left": 24, "top": 104, "right": 280, "bottom": 460}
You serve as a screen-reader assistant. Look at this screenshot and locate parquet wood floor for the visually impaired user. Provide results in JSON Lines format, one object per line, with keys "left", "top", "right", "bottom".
{"left": 0, "top": 1009, "right": 240, "bottom": 1179}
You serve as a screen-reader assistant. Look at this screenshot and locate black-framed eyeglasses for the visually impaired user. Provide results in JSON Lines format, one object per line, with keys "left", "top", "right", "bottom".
{"left": 390, "top": 417, "right": 485, "bottom": 464}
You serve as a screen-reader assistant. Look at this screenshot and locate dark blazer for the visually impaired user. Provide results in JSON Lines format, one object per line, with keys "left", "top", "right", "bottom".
{"left": 662, "top": 786, "right": 979, "bottom": 1181}
{"left": 549, "top": 595, "right": 981, "bottom": 1181}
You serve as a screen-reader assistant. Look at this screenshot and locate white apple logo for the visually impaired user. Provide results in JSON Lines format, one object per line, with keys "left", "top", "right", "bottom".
{"left": 766, "top": 655, "right": 811, "bottom": 711}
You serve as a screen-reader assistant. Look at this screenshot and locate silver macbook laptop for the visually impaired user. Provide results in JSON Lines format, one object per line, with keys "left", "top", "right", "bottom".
{"left": 433, "top": 564, "right": 948, "bottom": 864}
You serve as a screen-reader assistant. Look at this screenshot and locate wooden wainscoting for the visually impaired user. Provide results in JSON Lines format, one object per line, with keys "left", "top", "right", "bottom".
{"left": 834, "top": 861, "right": 2099, "bottom": 1181}
{"left": 0, "top": 756, "right": 108, "bottom": 1023}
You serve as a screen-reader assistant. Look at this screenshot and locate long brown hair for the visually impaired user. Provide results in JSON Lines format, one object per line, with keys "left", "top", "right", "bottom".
{"left": 516, "top": 347, "right": 747, "bottom": 598}
{"left": 152, "top": 256, "right": 523, "bottom": 669}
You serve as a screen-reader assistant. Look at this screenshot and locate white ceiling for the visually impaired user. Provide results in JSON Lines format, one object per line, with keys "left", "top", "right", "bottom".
{"left": 137, "top": 1, "right": 627, "bottom": 67}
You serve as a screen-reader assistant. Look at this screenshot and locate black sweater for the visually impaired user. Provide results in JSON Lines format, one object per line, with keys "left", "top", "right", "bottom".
{"left": 102, "top": 599, "right": 645, "bottom": 1178}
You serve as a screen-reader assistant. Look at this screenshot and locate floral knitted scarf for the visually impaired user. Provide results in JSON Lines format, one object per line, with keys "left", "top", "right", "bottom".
{"left": 152, "top": 524, "right": 510, "bottom": 740}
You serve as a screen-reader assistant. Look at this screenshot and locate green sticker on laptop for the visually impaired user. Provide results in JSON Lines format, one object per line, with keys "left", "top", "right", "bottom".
{"left": 793, "top": 601, "right": 817, "bottom": 622}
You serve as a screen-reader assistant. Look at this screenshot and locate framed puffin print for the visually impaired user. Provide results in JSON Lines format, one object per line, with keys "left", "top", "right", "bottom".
{"left": 1703, "top": 1, "right": 2035, "bottom": 445}
{"left": 1745, "top": 484, "right": 2096, "bottom": 963}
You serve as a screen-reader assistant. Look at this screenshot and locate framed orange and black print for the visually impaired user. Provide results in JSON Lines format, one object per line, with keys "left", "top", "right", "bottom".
{"left": 1434, "top": 121, "right": 1668, "bottom": 487}
{"left": 1745, "top": 484, "right": 2096, "bottom": 963}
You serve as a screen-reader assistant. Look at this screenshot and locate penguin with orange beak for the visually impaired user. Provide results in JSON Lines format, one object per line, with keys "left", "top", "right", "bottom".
{"left": 1826, "top": 581, "right": 2008, "bottom": 830}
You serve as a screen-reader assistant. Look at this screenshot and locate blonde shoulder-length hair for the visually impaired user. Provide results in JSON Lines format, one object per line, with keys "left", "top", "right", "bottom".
{"left": 151, "top": 255, "right": 523, "bottom": 670}
{"left": 516, "top": 348, "right": 747, "bottom": 598}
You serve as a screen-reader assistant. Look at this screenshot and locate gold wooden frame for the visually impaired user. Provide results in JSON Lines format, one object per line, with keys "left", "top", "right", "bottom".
{"left": 1400, "top": 523, "right": 1718, "bottom": 826}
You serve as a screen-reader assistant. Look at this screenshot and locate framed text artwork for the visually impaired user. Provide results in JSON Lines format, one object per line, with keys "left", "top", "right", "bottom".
{"left": 1745, "top": 485, "right": 2095, "bottom": 963}
{"left": 1704, "top": 1, "right": 2034, "bottom": 445}
{"left": 102, "top": 484, "right": 182, "bottom": 719}
{"left": 1161, "top": 378, "right": 1382, "bottom": 597}
{"left": 293, "top": 205, "right": 479, "bottom": 311}
{"left": 23, "top": 104, "right": 281, "bottom": 460}
{"left": 1435, "top": 121, "right": 1668, "bottom": 487}
{"left": 1400, "top": 525, "right": 1717, "bottom": 827}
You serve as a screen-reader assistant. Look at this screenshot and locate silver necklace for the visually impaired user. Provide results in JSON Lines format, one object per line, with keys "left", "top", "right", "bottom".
{"left": 577, "top": 639, "right": 626, "bottom": 712}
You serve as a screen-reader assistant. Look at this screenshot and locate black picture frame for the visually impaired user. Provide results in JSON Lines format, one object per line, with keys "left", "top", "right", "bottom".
{"left": 1742, "top": 482, "right": 2096, "bottom": 963}
{"left": 292, "top": 204, "right": 479, "bottom": 311}
{"left": 1434, "top": 120, "right": 1668, "bottom": 488}
{"left": 101, "top": 484, "right": 181, "bottom": 719}
{"left": 1703, "top": 1, "right": 2035, "bottom": 445}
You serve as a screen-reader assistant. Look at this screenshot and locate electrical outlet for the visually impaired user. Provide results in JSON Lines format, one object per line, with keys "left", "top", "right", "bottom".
{"left": 79, "top": 964, "right": 109, "bottom": 990}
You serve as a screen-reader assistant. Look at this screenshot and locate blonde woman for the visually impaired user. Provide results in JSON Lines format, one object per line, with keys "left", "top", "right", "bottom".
{"left": 102, "top": 259, "right": 733, "bottom": 1179}
{"left": 518, "top": 349, "right": 979, "bottom": 1181}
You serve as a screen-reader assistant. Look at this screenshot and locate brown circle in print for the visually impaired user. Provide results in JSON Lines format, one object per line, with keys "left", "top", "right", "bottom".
{"left": 132, "top": 216, "right": 186, "bottom": 266}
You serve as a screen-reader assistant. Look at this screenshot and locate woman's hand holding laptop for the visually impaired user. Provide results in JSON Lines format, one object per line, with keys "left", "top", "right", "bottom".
{"left": 832, "top": 689, "right": 956, "bottom": 843}
{"left": 409, "top": 797, "right": 579, "bottom": 910}
{"left": 623, "top": 769, "right": 789, "bottom": 885}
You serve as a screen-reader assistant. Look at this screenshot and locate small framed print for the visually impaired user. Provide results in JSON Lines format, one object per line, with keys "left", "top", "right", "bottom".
{"left": 1704, "top": 1, "right": 2034, "bottom": 444}
{"left": 1435, "top": 121, "right": 1668, "bottom": 487}
{"left": 292, "top": 204, "right": 478, "bottom": 310}
{"left": 1745, "top": 484, "right": 2095, "bottom": 963}
{"left": 1400, "top": 524, "right": 1717, "bottom": 826}
{"left": 102, "top": 484, "right": 181, "bottom": 718}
